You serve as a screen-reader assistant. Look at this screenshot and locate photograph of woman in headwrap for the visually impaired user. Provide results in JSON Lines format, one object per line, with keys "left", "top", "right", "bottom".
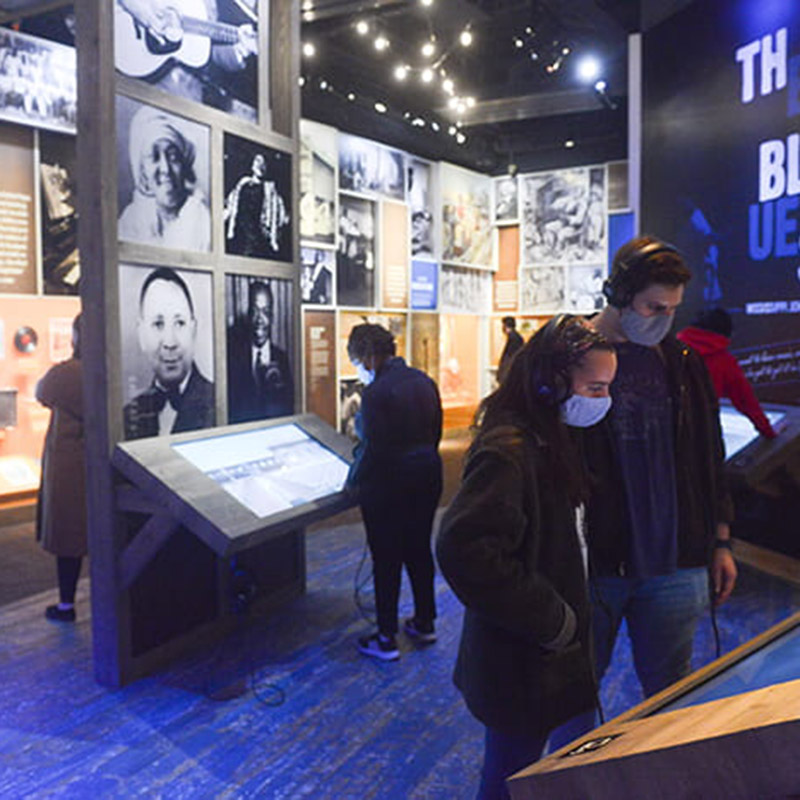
{"left": 116, "top": 96, "right": 211, "bottom": 251}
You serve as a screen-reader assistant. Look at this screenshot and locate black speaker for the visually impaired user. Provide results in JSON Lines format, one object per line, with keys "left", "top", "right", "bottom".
{"left": 602, "top": 241, "right": 680, "bottom": 308}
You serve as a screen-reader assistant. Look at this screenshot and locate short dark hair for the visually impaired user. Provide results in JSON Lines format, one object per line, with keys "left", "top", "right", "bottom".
{"left": 347, "top": 323, "right": 396, "bottom": 363}
{"left": 139, "top": 267, "right": 194, "bottom": 317}
{"left": 692, "top": 307, "right": 732, "bottom": 337}
{"left": 501, "top": 316, "right": 516, "bottom": 329}
{"left": 248, "top": 279, "right": 272, "bottom": 310}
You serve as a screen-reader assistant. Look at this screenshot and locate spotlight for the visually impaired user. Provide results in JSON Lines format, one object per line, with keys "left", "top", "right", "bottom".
{"left": 421, "top": 39, "right": 436, "bottom": 58}
{"left": 576, "top": 55, "right": 600, "bottom": 82}
{"left": 442, "top": 78, "right": 455, "bottom": 94}
{"left": 374, "top": 36, "right": 390, "bottom": 51}
{"left": 394, "top": 64, "right": 409, "bottom": 81}
{"left": 421, "top": 68, "right": 434, "bottom": 83}
{"left": 456, "top": 132, "right": 466, "bottom": 144}
{"left": 460, "top": 29, "right": 473, "bottom": 47}
{"left": 420, "top": 0, "right": 433, "bottom": 5}
{"left": 431, "top": 121, "right": 440, "bottom": 132}
{"left": 356, "top": 20, "right": 369, "bottom": 35}
{"left": 564, "top": 139, "right": 575, "bottom": 148}
{"left": 347, "top": 92, "right": 356, "bottom": 101}
{"left": 302, "top": 42, "right": 315, "bottom": 58}
{"left": 319, "top": 79, "right": 328, "bottom": 90}
{"left": 594, "top": 79, "right": 607, "bottom": 92}
{"left": 514, "top": 38, "right": 524, "bottom": 49}
{"left": 448, "top": 125, "right": 457, "bottom": 135}
{"left": 298, "top": 76, "right": 305, "bottom": 86}
{"left": 374, "top": 102, "right": 387, "bottom": 113}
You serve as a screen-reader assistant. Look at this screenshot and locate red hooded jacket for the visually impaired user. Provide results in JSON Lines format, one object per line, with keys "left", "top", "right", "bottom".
{"left": 676, "top": 326, "right": 776, "bottom": 438}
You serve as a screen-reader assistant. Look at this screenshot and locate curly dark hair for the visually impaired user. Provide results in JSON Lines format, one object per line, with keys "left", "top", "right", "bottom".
{"left": 347, "top": 323, "right": 396, "bottom": 364}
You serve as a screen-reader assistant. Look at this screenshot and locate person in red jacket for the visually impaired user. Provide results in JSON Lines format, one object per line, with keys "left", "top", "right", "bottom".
{"left": 677, "top": 308, "right": 776, "bottom": 439}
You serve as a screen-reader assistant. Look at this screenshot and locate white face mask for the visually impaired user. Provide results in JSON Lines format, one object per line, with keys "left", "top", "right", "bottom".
{"left": 619, "top": 307, "right": 674, "bottom": 346}
{"left": 560, "top": 394, "right": 612, "bottom": 428}
{"left": 355, "top": 362, "right": 375, "bottom": 386}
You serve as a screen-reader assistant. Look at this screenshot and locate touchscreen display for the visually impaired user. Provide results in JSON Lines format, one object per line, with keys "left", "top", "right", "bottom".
{"left": 718, "top": 407, "right": 785, "bottom": 459}
{"left": 172, "top": 424, "right": 350, "bottom": 518}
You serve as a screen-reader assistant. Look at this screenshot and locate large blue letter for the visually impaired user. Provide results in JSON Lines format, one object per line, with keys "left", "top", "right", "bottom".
{"left": 749, "top": 201, "right": 773, "bottom": 260}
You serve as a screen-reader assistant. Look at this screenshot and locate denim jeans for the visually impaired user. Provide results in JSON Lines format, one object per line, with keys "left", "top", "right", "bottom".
{"left": 545, "top": 567, "right": 710, "bottom": 753}
{"left": 477, "top": 726, "right": 548, "bottom": 800}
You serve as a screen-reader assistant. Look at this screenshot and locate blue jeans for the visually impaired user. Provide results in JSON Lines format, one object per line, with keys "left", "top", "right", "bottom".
{"left": 546, "top": 567, "right": 710, "bottom": 753}
{"left": 477, "top": 727, "right": 548, "bottom": 800}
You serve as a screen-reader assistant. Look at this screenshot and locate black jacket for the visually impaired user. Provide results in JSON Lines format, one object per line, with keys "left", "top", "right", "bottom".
{"left": 437, "top": 420, "right": 597, "bottom": 737}
{"left": 581, "top": 335, "right": 734, "bottom": 575}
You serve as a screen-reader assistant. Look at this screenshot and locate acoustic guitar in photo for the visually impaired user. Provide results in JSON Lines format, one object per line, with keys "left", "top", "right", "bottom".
{"left": 114, "top": 0, "right": 257, "bottom": 79}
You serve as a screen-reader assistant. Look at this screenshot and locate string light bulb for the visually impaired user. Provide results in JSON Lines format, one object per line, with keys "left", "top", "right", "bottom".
{"left": 459, "top": 29, "right": 473, "bottom": 47}
{"left": 355, "top": 20, "right": 368, "bottom": 35}
{"left": 374, "top": 36, "right": 390, "bottom": 51}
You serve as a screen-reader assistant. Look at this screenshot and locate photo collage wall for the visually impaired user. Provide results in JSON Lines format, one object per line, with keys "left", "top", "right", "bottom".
{"left": 299, "top": 115, "right": 630, "bottom": 434}
{"left": 113, "top": 0, "right": 297, "bottom": 442}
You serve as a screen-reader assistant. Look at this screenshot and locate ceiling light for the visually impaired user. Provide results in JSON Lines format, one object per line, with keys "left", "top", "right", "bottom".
{"left": 356, "top": 20, "right": 369, "bottom": 35}
{"left": 298, "top": 76, "right": 305, "bottom": 86}
{"left": 448, "top": 97, "right": 459, "bottom": 109}
{"left": 374, "top": 102, "right": 387, "bottom": 113}
{"left": 459, "top": 29, "right": 473, "bottom": 47}
{"left": 562, "top": 46, "right": 571, "bottom": 56}
{"left": 421, "top": 40, "right": 436, "bottom": 58}
{"left": 421, "top": 68, "right": 434, "bottom": 83}
{"left": 302, "top": 42, "right": 316, "bottom": 58}
{"left": 442, "top": 78, "right": 455, "bottom": 94}
{"left": 565, "top": 139, "right": 575, "bottom": 148}
{"left": 466, "top": 96, "right": 476, "bottom": 108}
{"left": 347, "top": 92, "right": 356, "bottom": 101}
{"left": 594, "top": 79, "right": 607, "bottom": 92}
{"left": 374, "top": 36, "right": 390, "bottom": 51}
{"left": 420, "top": 0, "right": 434, "bottom": 5}
{"left": 530, "top": 51, "right": 539, "bottom": 61}
{"left": 319, "top": 79, "right": 328, "bottom": 90}
{"left": 577, "top": 55, "right": 600, "bottom": 82}
{"left": 412, "top": 117, "right": 426, "bottom": 127}
{"left": 448, "top": 125, "right": 457, "bottom": 135}
{"left": 525, "top": 26, "right": 533, "bottom": 34}
{"left": 394, "top": 65, "right": 409, "bottom": 81}
{"left": 514, "top": 38, "right": 524, "bottom": 49}
{"left": 456, "top": 132, "right": 466, "bottom": 144}
{"left": 431, "top": 121, "right": 440, "bottom": 131}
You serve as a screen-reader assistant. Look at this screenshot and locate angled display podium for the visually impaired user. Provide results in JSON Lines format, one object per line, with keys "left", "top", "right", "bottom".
{"left": 508, "top": 610, "right": 800, "bottom": 799}
{"left": 113, "top": 414, "right": 355, "bottom": 556}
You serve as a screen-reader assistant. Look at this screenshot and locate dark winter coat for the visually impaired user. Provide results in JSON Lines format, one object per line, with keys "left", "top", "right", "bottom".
{"left": 36, "top": 357, "right": 87, "bottom": 558}
{"left": 437, "top": 419, "right": 596, "bottom": 737}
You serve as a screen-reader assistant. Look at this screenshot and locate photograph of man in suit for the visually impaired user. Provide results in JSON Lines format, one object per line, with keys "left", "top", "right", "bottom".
{"left": 227, "top": 278, "right": 293, "bottom": 423}
{"left": 124, "top": 266, "right": 215, "bottom": 439}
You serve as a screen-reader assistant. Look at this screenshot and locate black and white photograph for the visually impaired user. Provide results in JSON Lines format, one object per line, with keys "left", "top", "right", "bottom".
{"left": 339, "top": 377, "right": 362, "bottom": 441}
{"left": 113, "top": 0, "right": 261, "bottom": 122}
{"left": 301, "top": 246, "right": 334, "bottom": 306}
{"left": 119, "top": 263, "right": 216, "bottom": 441}
{"left": 223, "top": 132, "right": 292, "bottom": 261}
{"left": 408, "top": 158, "right": 434, "bottom": 258}
{"left": 522, "top": 166, "right": 607, "bottom": 265}
{"left": 520, "top": 264, "right": 566, "bottom": 313}
{"left": 226, "top": 273, "right": 294, "bottom": 424}
{"left": 567, "top": 263, "right": 606, "bottom": 312}
{"left": 0, "top": 28, "right": 76, "bottom": 134}
{"left": 299, "top": 119, "right": 336, "bottom": 245}
{"left": 493, "top": 175, "right": 519, "bottom": 224}
{"left": 339, "top": 133, "right": 405, "bottom": 200}
{"left": 336, "top": 194, "right": 375, "bottom": 307}
{"left": 39, "top": 131, "right": 79, "bottom": 295}
{"left": 117, "top": 95, "right": 211, "bottom": 252}
{"left": 440, "top": 264, "right": 491, "bottom": 314}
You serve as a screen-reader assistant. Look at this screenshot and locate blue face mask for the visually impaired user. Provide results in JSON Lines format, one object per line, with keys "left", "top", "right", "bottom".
{"left": 355, "top": 363, "right": 375, "bottom": 386}
{"left": 560, "top": 394, "right": 612, "bottom": 428}
{"left": 619, "top": 307, "right": 674, "bottom": 346}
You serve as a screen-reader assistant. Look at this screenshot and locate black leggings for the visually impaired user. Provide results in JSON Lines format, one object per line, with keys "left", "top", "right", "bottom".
{"left": 56, "top": 556, "right": 82, "bottom": 605}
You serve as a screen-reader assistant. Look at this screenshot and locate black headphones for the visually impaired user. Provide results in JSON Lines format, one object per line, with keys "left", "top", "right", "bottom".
{"left": 602, "top": 240, "right": 681, "bottom": 308}
{"left": 530, "top": 314, "right": 575, "bottom": 406}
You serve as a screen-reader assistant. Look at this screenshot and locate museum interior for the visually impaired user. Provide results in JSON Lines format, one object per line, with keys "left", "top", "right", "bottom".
{"left": 0, "top": 0, "right": 799, "bottom": 797}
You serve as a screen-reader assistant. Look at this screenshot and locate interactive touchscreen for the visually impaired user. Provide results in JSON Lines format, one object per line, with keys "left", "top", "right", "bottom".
{"left": 172, "top": 423, "right": 350, "bottom": 518}
{"left": 718, "top": 406, "right": 785, "bottom": 459}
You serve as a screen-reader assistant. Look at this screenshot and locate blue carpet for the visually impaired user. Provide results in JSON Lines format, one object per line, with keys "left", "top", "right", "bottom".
{"left": 0, "top": 514, "right": 797, "bottom": 799}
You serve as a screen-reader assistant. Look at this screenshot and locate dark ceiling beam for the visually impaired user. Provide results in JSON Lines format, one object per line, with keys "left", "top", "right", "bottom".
{"left": 0, "top": 0, "right": 68, "bottom": 24}
{"left": 439, "top": 88, "right": 606, "bottom": 126}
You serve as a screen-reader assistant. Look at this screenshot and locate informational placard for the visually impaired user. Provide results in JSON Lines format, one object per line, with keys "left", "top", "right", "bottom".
{"left": 303, "top": 309, "right": 336, "bottom": 428}
{"left": 494, "top": 225, "right": 519, "bottom": 312}
{"left": 380, "top": 200, "right": 409, "bottom": 309}
{"left": 411, "top": 260, "right": 437, "bottom": 310}
{"left": 0, "top": 125, "right": 35, "bottom": 294}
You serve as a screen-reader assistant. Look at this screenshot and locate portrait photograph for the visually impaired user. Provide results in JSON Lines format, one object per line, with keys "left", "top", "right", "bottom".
{"left": 299, "top": 119, "right": 337, "bottom": 245}
{"left": 39, "top": 130, "right": 79, "bottom": 295}
{"left": 493, "top": 175, "right": 519, "bottom": 224}
{"left": 301, "top": 246, "right": 334, "bottom": 306}
{"left": 336, "top": 193, "right": 375, "bottom": 308}
{"left": 117, "top": 95, "right": 211, "bottom": 253}
{"left": 440, "top": 264, "right": 491, "bottom": 315}
{"left": 0, "top": 28, "right": 76, "bottom": 134}
{"left": 408, "top": 158, "right": 434, "bottom": 258}
{"left": 223, "top": 132, "right": 292, "bottom": 262}
{"left": 520, "top": 264, "right": 566, "bottom": 313}
{"left": 113, "top": 0, "right": 261, "bottom": 123}
{"left": 567, "top": 263, "right": 606, "bottom": 312}
{"left": 119, "top": 263, "right": 215, "bottom": 441}
{"left": 522, "top": 166, "right": 607, "bottom": 265}
{"left": 225, "top": 273, "right": 294, "bottom": 424}
{"left": 440, "top": 162, "right": 492, "bottom": 268}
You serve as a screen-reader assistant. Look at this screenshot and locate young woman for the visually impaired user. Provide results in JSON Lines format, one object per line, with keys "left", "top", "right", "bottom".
{"left": 436, "top": 314, "right": 617, "bottom": 799}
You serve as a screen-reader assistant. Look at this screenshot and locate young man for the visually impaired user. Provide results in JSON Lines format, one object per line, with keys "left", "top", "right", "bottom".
{"left": 346, "top": 323, "right": 443, "bottom": 660}
{"left": 582, "top": 236, "right": 737, "bottom": 701}
{"left": 497, "top": 316, "right": 524, "bottom": 384}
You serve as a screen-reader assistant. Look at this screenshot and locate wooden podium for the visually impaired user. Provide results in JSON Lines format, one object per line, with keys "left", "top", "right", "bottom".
{"left": 508, "top": 678, "right": 800, "bottom": 799}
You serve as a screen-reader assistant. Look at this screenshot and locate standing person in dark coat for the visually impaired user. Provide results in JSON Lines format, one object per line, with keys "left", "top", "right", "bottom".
{"left": 497, "top": 316, "right": 523, "bottom": 384}
{"left": 36, "top": 313, "right": 86, "bottom": 622}
{"left": 677, "top": 307, "right": 776, "bottom": 439}
{"left": 346, "top": 323, "right": 443, "bottom": 661}
{"left": 437, "top": 315, "right": 617, "bottom": 800}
